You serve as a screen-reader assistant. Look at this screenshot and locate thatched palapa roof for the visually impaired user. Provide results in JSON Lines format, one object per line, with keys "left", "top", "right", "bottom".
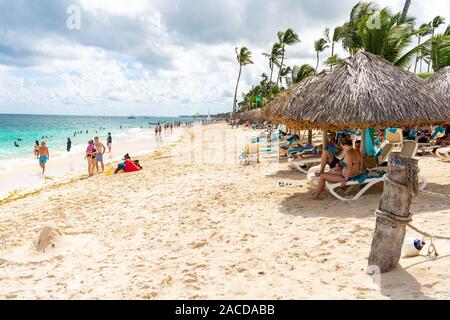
{"left": 263, "top": 72, "right": 326, "bottom": 127}
{"left": 280, "top": 51, "right": 450, "bottom": 130}
{"left": 237, "top": 108, "right": 264, "bottom": 122}
{"left": 427, "top": 66, "right": 450, "bottom": 106}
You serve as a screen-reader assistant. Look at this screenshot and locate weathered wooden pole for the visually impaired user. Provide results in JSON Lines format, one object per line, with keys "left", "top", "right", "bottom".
{"left": 322, "top": 130, "right": 328, "bottom": 149}
{"left": 360, "top": 128, "right": 367, "bottom": 157}
{"left": 307, "top": 130, "right": 313, "bottom": 144}
{"left": 368, "top": 154, "right": 419, "bottom": 273}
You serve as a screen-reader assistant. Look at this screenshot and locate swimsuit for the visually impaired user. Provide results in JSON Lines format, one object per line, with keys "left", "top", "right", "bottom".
{"left": 39, "top": 156, "right": 48, "bottom": 164}
{"left": 96, "top": 153, "right": 103, "bottom": 162}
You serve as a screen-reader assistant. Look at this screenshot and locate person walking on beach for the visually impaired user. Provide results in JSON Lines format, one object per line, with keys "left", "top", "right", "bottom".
{"left": 38, "top": 141, "right": 50, "bottom": 175}
{"left": 94, "top": 136, "right": 106, "bottom": 172}
{"left": 34, "top": 140, "right": 40, "bottom": 159}
{"left": 85, "top": 140, "right": 96, "bottom": 177}
{"left": 67, "top": 138, "right": 72, "bottom": 152}
{"left": 107, "top": 132, "right": 112, "bottom": 153}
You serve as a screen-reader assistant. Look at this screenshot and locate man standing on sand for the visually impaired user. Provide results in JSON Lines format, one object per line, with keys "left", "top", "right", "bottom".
{"left": 107, "top": 132, "right": 112, "bottom": 153}
{"left": 94, "top": 136, "right": 106, "bottom": 172}
{"left": 38, "top": 141, "right": 50, "bottom": 174}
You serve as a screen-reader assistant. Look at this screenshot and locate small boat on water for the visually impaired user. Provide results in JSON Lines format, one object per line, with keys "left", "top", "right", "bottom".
{"left": 128, "top": 115, "right": 137, "bottom": 119}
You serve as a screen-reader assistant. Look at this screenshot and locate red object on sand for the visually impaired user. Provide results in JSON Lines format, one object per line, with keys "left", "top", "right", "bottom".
{"left": 124, "top": 159, "right": 142, "bottom": 173}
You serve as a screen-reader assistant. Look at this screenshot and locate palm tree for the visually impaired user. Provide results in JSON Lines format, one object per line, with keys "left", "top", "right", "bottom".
{"left": 400, "top": 0, "right": 411, "bottom": 23}
{"left": 324, "top": 27, "right": 342, "bottom": 71}
{"left": 324, "top": 54, "right": 345, "bottom": 70}
{"left": 262, "top": 43, "right": 282, "bottom": 83}
{"left": 291, "top": 64, "right": 316, "bottom": 83}
{"left": 338, "top": 2, "right": 379, "bottom": 55}
{"left": 414, "top": 23, "right": 432, "bottom": 73}
{"left": 314, "top": 38, "right": 329, "bottom": 71}
{"left": 428, "top": 16, "right": 446, "bottom": 71}
{"left": 421, "top": 30, "right": 450, "bottom": 72}
{"left": 340, "top": 4, "right": 419, "bottom": 69}
{"left": 279, "top": 66, "right": 292, "bottom": 88}
{"left": 232, "top": 47, "right": 253, "bottom": 118}
{"left": 276, "top": 28, "right": 301, "bottom": 86}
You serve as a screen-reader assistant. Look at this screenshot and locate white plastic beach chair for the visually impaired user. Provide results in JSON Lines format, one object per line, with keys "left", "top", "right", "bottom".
{"left": 325, "top": 173, "right": 427, "bottom": 201}
{"left": 392, "top": 140, "right": 418, "bottom": 158}
{"left": 385, "top": 129, "right": 403, "bottom": 149}
{"left": 292, "top": 156, "right": 322, "bottom": 174}
{"left": 417, "top": 143, "right": 441, "bottom": 155}
{"left": 436, "top": 147, "right": 450, "bottom": 161}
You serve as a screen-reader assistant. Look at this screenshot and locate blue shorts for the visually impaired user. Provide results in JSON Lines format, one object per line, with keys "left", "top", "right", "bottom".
{"left": 96, "top": 153, "right": 103, "bottom": 162}
{"left": 39, "top": 156, "right": 48, "bottom": 164}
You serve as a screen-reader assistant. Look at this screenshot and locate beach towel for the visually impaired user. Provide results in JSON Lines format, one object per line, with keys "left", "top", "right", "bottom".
{"left": 124, "top": 159, "right": 142, "bottom": 173}
{"left": 287, "top": 145, "right": 315, "bottom": 155}
{"left": 431, "top": 126, "right": 445, "bottom": 140}
{"left": 364, "top": 128, "right": 376, "bottom": 157}
{"left": 348, "top": 170, "right": 386, "bottom": 184}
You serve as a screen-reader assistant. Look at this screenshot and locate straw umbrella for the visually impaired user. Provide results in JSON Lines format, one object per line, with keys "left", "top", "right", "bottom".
{"left": 282, "top": 51, "right": 450, "bottom": 131}
{"left": 427, "top": 66, "right": 450, "bottom": 106}
{"left": 279, "top": 50, "right": 450, "bottom": 273}
{"left": 263, "top": 73, "right": 327, "bottom": 143}
{"left": 281, "top": 51, "right": 450, "bottom": 154}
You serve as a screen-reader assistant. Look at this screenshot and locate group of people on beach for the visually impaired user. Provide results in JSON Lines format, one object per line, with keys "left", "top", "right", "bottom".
{"left": 33, "top": 132, "right": 112, "bottom": 176}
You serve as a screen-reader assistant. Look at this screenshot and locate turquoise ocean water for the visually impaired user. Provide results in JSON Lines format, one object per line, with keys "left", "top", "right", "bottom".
{"left": 0, "top": 114, "right": 194, "bottom": 162}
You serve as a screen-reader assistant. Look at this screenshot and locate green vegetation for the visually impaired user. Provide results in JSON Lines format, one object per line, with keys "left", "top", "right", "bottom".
{"left": 233, "top": 1, "right": 449, "bottom": 114}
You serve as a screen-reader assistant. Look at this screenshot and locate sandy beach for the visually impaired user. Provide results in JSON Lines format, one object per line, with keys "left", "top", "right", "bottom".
{"left": 0, "top": 122, "right": 449, "bottom": 299}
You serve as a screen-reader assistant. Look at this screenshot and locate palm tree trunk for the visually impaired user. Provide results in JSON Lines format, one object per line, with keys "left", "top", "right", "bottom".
{"left": 420, "top": 52, "right": 423, "bottom": 73}
{"left": 276, "top": 47, "right": 285, "bottom": 87}
{"left": 414, "top": 36, "right": 421, "bottom": 74}
{"left": 330, "top": 43, "right": 335, "bottom": 72}
{"left": 232, "top": 65, "right": 242, "bottom": 122}
{"left": 428, "top": 30, "right": 435, "bottom": 73}
{"left": 315, "top": 52, "right": 320, "bottom": 72}
{"left": 269, "top": 64, "right": 274, "bottom": 83}
{"left": 401, "top": 0, "right": 411, "bottom": 22}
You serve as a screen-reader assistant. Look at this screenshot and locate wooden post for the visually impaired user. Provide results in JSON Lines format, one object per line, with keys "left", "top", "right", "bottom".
{"left": 360, "top": 128, "right": 366, "bottom": 157}
{"left": 368, "top": 154, "right": 419, "bottom": 273}
{"left": 322, "top": 130, "right": 328, "bottom": 149}
{"left": 307, "top": 130, "right": 312, "bottom": 144}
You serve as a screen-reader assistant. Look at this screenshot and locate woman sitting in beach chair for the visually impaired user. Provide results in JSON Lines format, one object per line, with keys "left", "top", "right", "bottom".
{"left": 312, "top": 138, "right": 363, "bottom": 200}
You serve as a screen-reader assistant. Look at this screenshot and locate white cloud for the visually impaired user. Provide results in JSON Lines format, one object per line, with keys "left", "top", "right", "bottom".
{"left": 0, "top": 0, "right": 448, "bottom": 116}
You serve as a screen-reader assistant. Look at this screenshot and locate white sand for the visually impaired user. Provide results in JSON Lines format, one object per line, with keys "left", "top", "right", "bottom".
{"left": 0, "top": 122, "right": 449, "bottom": 299}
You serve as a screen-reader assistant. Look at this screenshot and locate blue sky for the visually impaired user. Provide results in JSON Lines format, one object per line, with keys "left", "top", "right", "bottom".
{"left": 0, "top": 0, "right": 448, "bottom": 116}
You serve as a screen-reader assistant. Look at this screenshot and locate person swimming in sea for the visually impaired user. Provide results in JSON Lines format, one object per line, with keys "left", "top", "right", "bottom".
{"left": 14, "top": 141, "right": 19, "bottom": 147}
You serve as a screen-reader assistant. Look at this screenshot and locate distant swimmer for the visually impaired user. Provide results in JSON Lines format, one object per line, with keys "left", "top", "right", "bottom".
{"left": 67, "top": 138, "right": 72, "bottom": 152}
{"left": 14, "top": 141, "right": 19, "bottom": 147}
{"left": 107, "top": 132, "right": 112, "bottom": 153}
{"left": 38, "top": 141, "right": 50, "bottom": 174}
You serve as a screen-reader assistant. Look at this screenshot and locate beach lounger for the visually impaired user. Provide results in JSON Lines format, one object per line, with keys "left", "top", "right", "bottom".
{"left": 325, "top": 171, "right": 427, "bottom": 201}
{"left": 385, "top": 128, "right": 403, "bottom": 148}
{"left": 436, "top": 147, "right": 450, "bottom": 161}
{"left": 292, "top": 156, "right": 322, "bottom": 174}
{"left": 392, "top": 140, "right": 418, "bottom": 158}
{"left": 375, "top": 142, "right": 394, "bottom": 165}
{"left": 417, "top": 143, "right": 441, "bottom": 155}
